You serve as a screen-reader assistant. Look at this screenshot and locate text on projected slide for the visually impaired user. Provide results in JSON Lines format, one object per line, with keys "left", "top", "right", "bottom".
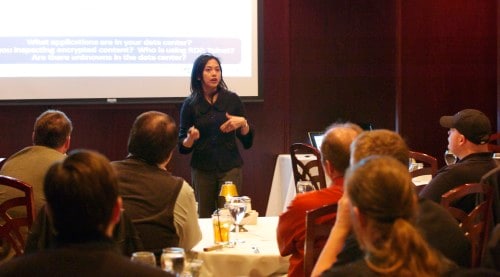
{"left": 0, "top": 37, "right": 241, "bottom": 64}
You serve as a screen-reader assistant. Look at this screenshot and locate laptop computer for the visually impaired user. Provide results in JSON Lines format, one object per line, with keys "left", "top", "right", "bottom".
{"left": 307, "top": 123, "right": 374, "bottom": 149}
{"left": 308, "top": 132, "right": 325, "bottom": 149}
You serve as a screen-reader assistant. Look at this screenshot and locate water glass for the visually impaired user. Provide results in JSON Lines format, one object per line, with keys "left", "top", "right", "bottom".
{"left": 444, "top": 149, "right": 457, "bottom": 165}
{"left": 161, "top": 247, "right": 185, "bottom": 275}
{"left": 225, "top": 196, "right": 248, "bottom": 245}
{"left": 297, "top": 180, "right": 315, "bottom": 193}
{"left": 184, "top": 259, "right": 203, "bottom": 277}
{"left": 130, "top": 251, "right": 156, "bottom": 267}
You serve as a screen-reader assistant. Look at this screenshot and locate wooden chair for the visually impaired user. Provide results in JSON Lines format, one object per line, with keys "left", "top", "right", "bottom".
{"left": 440, "top": 183, "right": 494, "bottom": 267}
{"left": 409, "top": 151, "right": 438, "bottom": 194}
{"left": 480, "top": 165, "right": 500, "bottom": 226}
{"left": 0, "top": 175, "right": 35, "bottom": 257}
{"left": 290, "top": 143, "right": 327, "bottom": 192}
{"left": 304, "top": 203, "right": 338, "bottom": 277}
{"left": 409, "top": 151, "right": 438, "bottom": 178}
{"left": 487, "top": 133, "right": 500, "bottom": 153}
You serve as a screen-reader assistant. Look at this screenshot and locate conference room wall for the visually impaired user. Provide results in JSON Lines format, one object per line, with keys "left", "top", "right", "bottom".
{"left": 0, "top": 0, "right": 497, "bottom": 215}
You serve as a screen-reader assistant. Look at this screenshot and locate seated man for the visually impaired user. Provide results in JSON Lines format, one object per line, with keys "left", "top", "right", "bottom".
{"left": 312, "top": 130, "right": 471, "bottom": 276}
{"left": 277, "top": 123, "right": 362, "bottom": 277}
{"left": 112, "top": 111, "right": 201, "bottom": 256}
{"left": 0, "top": 150, "right": 170, "bottom": 276}
{"left": 420, "top": 108, "right": 497, "bottom": 212}
{"left": 0, "top": 109, "right": 72, "bottom": 215}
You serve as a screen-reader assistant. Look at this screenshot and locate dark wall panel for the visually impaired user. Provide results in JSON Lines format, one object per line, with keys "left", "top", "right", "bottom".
{"left": 399, "top": 0, "right": 497, "bottom": 166}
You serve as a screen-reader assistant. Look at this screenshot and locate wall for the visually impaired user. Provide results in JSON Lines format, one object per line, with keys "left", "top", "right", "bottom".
{"left": 398, "top": 0, "right": 497, "bottom": 166}
{"left": 0, "top": 0, "right": 497, "bottom": 214}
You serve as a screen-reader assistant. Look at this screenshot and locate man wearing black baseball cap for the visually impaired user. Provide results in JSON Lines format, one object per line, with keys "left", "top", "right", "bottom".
{"left": 420, "top": 109, "right": 496, "bottom": 212}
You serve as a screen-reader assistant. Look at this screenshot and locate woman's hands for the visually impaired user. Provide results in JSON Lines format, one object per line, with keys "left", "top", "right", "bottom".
{"left": 220, "top": 113, "right": 249, "bottom": 135}
{"left": 183, "top": 126, "right": 200, "bottom": 148}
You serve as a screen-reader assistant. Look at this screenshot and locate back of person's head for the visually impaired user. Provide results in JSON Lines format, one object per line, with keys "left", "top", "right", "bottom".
{"left": 127, "top": 111, "right": 178, "bottom": 165}
{"left": 33, "top": 109, "right": 73, "bottom": 148}
{"left": 320, "top": 122, "right": 363, "bottom": 174}
{"left": 345, "top": 156, "right": 448, "bottom": 276}
{"left": 350, "top": 129, "right": 409, "bottom": 166}
{"left": 190, "top": 53, "right": 227, "bottom": 95}
{"left": 44, "top": 149, "right": 118, "bottom": 242}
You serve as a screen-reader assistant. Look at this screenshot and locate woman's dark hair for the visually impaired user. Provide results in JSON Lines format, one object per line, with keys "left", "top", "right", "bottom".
{"left": 190, "top": 53, "right": 228, "bottom": 98}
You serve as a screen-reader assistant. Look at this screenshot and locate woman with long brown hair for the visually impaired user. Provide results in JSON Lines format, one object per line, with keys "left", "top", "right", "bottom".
{"left": 321, "top": 155, "right": 455, "bottom": 276}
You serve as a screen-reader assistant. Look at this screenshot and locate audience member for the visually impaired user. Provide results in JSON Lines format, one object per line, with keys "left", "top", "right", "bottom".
{"left": 24, "top": 202, "right": 144, "bottom": 257}
{"left": 320, "top": 156, "right": 457, "bottom": 276}
{"left": 277, "top": 123, "right": 362, "bottom": 277}
{"left": 312, "top": 130, "right": 471, "bottom": 276}
{"left": 0, "top": 109, "right": 72, "bottom": 215}
{"left": 112, "top": 111, "right": 201, "bottom": 256}
{"left": 0, "top": 150, "right": 171, "bottom": 276}
{"left": 420, "top": 109, "right": 497, "bottom": 212}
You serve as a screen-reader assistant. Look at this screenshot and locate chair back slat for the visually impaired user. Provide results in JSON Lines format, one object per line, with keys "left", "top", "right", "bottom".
{"left": 304, "top": 203, "right": 337, "bottom": 277}
{"left": 0, "top": 175, "right": 35, "bottom": 257}
{"left": 440, "top": 183, "right": 493, "bottom": 267}
{"left": 290, "top": 143, "right": 327, "bottom": 192}
{"left": 409, "top": 151, "right": 438, "bottom": 177}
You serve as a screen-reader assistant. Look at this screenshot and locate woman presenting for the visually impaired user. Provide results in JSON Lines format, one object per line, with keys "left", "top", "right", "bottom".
{"left": 179, "top": 53, "right": 254, "bottom": 218}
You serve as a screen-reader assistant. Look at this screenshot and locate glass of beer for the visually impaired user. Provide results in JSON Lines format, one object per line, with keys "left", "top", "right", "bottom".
{"left": 212, "top": 208, "right": 232, "bottom": 245}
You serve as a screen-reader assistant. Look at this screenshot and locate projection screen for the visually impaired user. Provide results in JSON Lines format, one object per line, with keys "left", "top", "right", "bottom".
{"left": 0, "top": 0, "right": 261, "bottom": 104}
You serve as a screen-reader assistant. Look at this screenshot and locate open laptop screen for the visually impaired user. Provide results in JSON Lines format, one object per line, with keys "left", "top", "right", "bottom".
{"left": 308, "top": 132, "right": 324, "bottom": 149}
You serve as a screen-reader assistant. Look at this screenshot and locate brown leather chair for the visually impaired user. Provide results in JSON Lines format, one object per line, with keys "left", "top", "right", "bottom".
{"left": 0, "top": 175, "right": 35, "bottom": 257}
{"left": 304, "top": 203, "right": 337, "bottom": 277}
{"left": 290, "top": 143, "right": 327, "bottom": 192}
{"left": 440, "top": 183, "right": 494, "bottom": 267}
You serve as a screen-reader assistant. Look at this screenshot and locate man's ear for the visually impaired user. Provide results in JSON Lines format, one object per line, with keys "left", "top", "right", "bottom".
{"left": 324, "top": 160, "right": 334, "bottom": 177}
{"left": 63, "top": 136, "right": 71, "bottom": 152}
{"left": 111, "top": 196, "right": 123, "bottom": 225}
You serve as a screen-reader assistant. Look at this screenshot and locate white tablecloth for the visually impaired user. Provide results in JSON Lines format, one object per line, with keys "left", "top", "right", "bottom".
{"left": 192, "top": 216, "right": 289, "bottom": 277}
{"left": 413, "top": 174, "right": 432, "bottom": 187}
{"left": 266, "top": 154, "right": 330, "bottom": 216}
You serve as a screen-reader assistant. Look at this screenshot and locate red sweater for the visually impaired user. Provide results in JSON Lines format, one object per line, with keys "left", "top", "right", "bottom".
{"left": 277, "top": 177, "right": 344, "bottom": 277}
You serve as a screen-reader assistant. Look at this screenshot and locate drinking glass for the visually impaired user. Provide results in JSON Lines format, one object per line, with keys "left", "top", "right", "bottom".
{"left": 225, "top": 196, "right": 247, "bottom": 246}
{"left": 212, "top": 208, "right": 232, "bottom": 245}
{"left": 161, "top": 247, "right": 185, "bottom": 276}
{"left": 130, "top": 251, "right": 156, "bottom": 267}
{"left": 444, "top": 149, "right": 457, "bottom": 165}
{"left": 297, "top": 180, "right": 315, "bottom": 193}
{"left": 184, "top": 259, "right": 203, "bottom": 277}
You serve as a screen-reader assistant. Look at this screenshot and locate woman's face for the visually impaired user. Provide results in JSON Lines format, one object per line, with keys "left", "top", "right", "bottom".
{"left": 201, "top": 58, "right": 221, "bottom": 94}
